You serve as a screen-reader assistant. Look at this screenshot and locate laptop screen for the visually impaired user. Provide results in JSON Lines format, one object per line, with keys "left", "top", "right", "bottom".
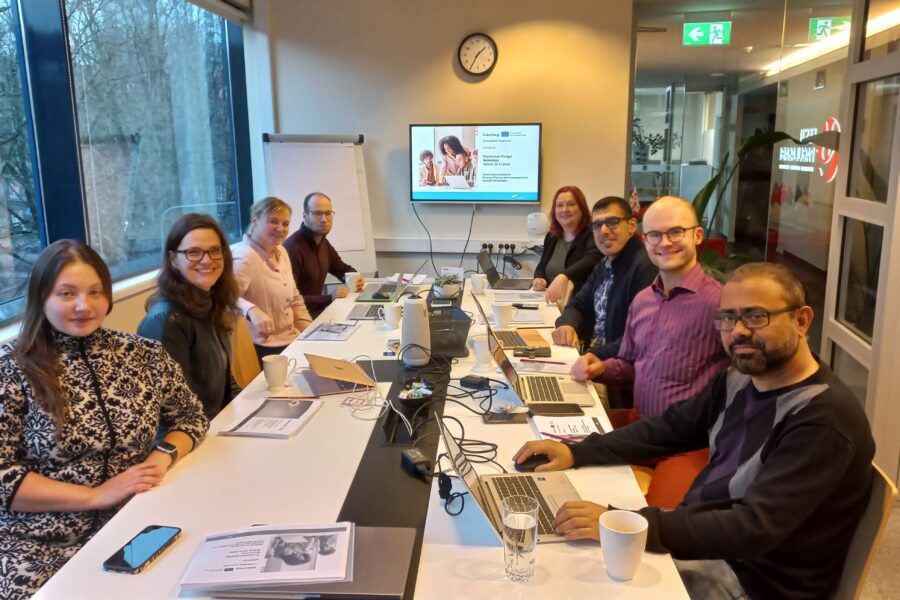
{"left": 476, "top": 252, "right": 500, "bottom": 284}
{"left": 436, "top": 419, "right": 491, "bottom": 510}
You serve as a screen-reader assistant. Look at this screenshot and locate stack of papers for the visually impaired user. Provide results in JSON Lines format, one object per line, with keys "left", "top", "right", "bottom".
{"left": 300, "top": 322, "right": 360, "bottom": 341}
{"left": 531, "top": 415, "right": 606, "bottom": 443}
{"left": 219, "top": 399, "right": 321, "bottom": 439}
{"left": 181, "top": 523, "right": 354, "bottom": 592}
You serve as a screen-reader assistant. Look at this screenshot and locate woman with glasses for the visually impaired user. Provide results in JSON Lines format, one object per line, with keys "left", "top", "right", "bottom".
{"left": 532, "top": 185, "right": 603, "bottom": 303}
{"left": 139, "top": 213, "right": 241, "bottom": 419}
{"left": 233, "top": 197, "right": 313, "bottom": 364}
{"left": 0, "top": 240, "right": 207, "bottom": 598}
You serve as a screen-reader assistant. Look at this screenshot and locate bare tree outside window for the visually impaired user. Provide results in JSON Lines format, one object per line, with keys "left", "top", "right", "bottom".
{"left": 0, "top": 0, "right": 40, "bottom": 323}
{"left": 66, "top": 0, "right": 240, "bottom": 280}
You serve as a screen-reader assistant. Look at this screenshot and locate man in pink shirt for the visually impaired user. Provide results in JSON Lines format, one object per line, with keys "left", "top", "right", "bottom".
{"left": 570, "top": 195, "right": 729, "bottom": 506}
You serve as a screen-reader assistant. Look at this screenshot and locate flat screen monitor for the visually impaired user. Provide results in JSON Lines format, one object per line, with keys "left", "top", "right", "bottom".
{"left": 410, "top": 123, "right": 541, "bottom": 203}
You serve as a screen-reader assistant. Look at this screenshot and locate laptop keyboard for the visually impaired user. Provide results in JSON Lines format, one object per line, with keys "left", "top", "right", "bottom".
{"left": 495, "top": 330, "right": 526, "bottom": 347}
{"left": 492, "top": 476, "right": 557, "bottom": 536}
{"left": 525, "top": 376, "right": 564, "bottom": 403}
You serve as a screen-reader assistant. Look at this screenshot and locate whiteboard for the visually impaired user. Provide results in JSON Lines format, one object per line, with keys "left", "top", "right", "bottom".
{"left": 262, "top": 136, "right": 376, "bottom": 274}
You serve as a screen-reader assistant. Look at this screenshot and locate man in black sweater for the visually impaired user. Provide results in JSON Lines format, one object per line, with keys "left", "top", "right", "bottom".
{"left": 552, "top": 196, "right": 656, "bottom": 408}
{"left": 515, "top": 262, "right": 875, "bottom": 599}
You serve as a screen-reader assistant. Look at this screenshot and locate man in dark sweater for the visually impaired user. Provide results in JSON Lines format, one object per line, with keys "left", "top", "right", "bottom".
{"left": 515, "top": 262, "right": 875, "bottom": 599}
{"left": 282, "top": 192, "right": 364, "bottom": 317}
{"left": 552, "top": 196, "right": 656, "bottom": 360}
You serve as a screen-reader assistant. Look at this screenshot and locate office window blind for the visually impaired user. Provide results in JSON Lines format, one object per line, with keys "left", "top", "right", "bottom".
{"left": 188, "top": 0, "right": 251, "bottom": 23}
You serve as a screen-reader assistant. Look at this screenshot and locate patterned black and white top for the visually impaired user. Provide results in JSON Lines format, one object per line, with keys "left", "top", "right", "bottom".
{"left": 0, "top": 328, "right": 209, "bottom": 599}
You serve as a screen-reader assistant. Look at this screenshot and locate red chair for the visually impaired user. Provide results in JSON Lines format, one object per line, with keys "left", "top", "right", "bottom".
{"left": 702, "top": 237, "right": 726, "bottom": 257}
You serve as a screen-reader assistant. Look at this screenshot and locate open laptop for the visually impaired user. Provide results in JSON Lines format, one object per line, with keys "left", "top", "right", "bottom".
{"left": 470, "top": 294, "right": 549, "bottom": 350}
{"left": 486, "top": 325, "right": 595, "bottom": 407}
{"left": 436, "top": 419, "right": 579, "bottom": 544}
{"left": 305, "top": 354, "right": 377, "bottom": 388}
{"left": 443, "top": 174, "right": 471, "bottom": 189}
{"left": 214, "top": 527, "right": 416, "bottom": 600}
{"left": 355, "top": 261, "right": 428, "bottom": 304}
{"left": 476, "top": 251, "right": 533, "bottom": 290}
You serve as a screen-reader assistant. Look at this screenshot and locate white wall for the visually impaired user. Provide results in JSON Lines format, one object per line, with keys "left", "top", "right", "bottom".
{"left": 252, "top": 0, "right": 634, "bottom": 274}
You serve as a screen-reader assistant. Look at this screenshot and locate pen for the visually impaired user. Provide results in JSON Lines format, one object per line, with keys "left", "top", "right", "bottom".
{"left": 521, "top": 358, "right": 568, "bottom": 365}
{"left": 540, "top": 431, "right": 580, "bottom": 443}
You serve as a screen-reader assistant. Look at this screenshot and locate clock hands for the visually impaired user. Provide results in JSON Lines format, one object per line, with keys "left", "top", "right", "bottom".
{"left": 469, "top": 46, "right": 487, "bottom": 69}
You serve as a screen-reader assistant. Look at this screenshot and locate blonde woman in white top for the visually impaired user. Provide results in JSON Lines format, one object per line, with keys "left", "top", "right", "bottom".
{"left": 233, "top": 197, "right": 312, "bottom": 363}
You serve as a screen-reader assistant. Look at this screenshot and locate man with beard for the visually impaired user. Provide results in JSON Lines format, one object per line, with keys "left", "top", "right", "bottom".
{"left": 551, "top": 195, "right": 656, "bottom": 410}
{"left": 283, "top": 192, "right": 365, "bottom": 317}
{"left": 514, "top": 262, "right": 875, "bottom": 599}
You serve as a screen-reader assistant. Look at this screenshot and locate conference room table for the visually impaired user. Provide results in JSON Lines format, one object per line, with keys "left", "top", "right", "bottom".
{"left": 35, "top": 281, "right": 688, "bottom": 599}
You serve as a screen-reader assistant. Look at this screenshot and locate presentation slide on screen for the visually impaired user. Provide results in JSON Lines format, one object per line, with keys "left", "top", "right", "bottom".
{"left": 410, "top": 124, "right": 540, "bottom": 201}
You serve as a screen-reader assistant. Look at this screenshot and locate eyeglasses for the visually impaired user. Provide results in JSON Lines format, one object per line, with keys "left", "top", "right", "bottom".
{"left": 643, "top": 226, "right": 698, "bottom": 246}
{"left": 173, "top": 246, "right": 224, "bottom": 262}
{"left": 591, "top": 217, "right": 626, "bottom": 232}
{"left": 306, "top": 210, "right": 335, "bottom": 218}
{"left": 713, "top": 306, "right": 801, "bottom": 331}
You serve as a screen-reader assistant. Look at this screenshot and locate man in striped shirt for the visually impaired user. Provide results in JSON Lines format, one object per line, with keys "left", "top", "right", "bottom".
{"left": 570, "top": 195, "right": 729, "bottom": 418}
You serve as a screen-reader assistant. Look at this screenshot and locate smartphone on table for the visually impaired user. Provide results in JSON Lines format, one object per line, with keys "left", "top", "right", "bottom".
{"left": 528, "top": 403, "right": 584, "bottom": 417}
{"left": 482, "top": 411, "right": 528, "bottom": 424}
{"left": 102, "top": 525, "right": 182, "bottom": 574}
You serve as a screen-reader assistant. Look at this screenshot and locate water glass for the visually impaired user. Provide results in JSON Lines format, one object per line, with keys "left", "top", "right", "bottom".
{"left": 501, "top": 495, "right": 538, "bottom": 583}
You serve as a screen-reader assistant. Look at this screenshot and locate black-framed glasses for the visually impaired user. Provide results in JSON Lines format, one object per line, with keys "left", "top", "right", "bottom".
{"left": 306, "top": 210, "right": 335, "bottom": 218}
{"left": 713, "top": 306, "right": 801, "bottom": 331}
{"left": 643, "top": 226, "right": 698, "bottom": 245}
{"left": 173, "top": 246, "right": 224, "bottom": 262}
{"left": 591, "top": 217, "right": 625, "bottom": 232}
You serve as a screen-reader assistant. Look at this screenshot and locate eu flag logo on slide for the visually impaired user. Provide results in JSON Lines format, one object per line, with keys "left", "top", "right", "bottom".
{"left": 501, "top": 131, "right": 509, "bottom": 137}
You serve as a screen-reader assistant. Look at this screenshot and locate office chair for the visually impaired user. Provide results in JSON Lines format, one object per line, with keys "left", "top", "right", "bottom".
{"left": 832, "top": 462, "right": 897, "bottom": 599}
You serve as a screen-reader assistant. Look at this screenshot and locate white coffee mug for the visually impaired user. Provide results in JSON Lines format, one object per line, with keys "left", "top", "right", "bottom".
{"left": 262, "top": 355, "right": 298, "bottom": 390}
{"left": 345, "top": 272, "right": 362, "bottom": 293}
{"left": 379, "top": 303, "right": 403, "bottom": 329}
{"left": 470, "top": 273, "right": 488, "bottom": 295}
{"left": 468, "top": 334, "right": 491, "bottom": 370}
{"left": 599, "top": 510, "right": 648, "bottom": 581}
{"left": 492, "top": 304, "right": 514, "bottom": 329}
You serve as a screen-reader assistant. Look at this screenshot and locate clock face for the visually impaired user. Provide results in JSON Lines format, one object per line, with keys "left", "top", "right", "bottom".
{"left": 458, "top": 33, "right": 497, "bottom": 76}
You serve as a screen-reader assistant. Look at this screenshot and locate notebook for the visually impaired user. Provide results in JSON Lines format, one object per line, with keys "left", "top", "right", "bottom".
{"left": 214, "top": 527, "right": 416, "bottom": 600}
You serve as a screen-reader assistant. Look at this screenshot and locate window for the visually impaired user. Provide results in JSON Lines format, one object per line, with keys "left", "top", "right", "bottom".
{"left": 0, "top": 0, "right": 250, "bottom": 327}
{"left": 0, "top": 0, "right": 39, "bottom": 324}
{"left": 66, "top": 0, "right": 243, "bottom": 280}
{"left": 835, "top": 218, "right": 882, "bottom": 342}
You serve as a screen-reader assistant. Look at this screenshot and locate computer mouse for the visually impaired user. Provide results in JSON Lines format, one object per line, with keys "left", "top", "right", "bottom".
{"left": 372, "top": 292, "right": 390, "bottom": 300}
{"left": 514, "top": 454, "right": 551, "bottom": 473}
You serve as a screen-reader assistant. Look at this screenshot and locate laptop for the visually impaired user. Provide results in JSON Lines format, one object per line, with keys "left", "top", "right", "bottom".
{"left": 436, "top": 419, "right": 579, "bottom": 544}
{"left": 356, "top": 261, "right": 428, "bottom": 303}
{"left": 476, "top": 251, "right": 533, "bottom": 290}
{"left": 214, "top": 527, "right": 416, "bottom": 599}
{"left": 305, "top": 354, "right": 377, "bottom": 388}
{"left": 443, "top": 174, "right": 471, "bottom": 189}
{"left": 347, "top": 303, "right": 385, "bottom": 320}
{"left": 470, "top": 294, "right": 549, "bottom": 350}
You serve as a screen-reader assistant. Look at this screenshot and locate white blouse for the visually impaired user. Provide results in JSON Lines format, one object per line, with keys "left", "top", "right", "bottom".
{"left": 233, "top": 235, "right": 312, "bottom": 347}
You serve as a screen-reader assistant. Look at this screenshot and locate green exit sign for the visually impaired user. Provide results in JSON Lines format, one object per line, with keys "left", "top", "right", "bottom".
{"left": 808, "top": 17, "right": 851, "bottom": 41}
{"left": 683, "top": 22, "right": 732, "bottom": 46}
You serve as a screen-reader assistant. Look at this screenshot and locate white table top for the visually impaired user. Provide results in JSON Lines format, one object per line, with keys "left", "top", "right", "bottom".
{"left": 35, "top": 284, "right": 687, "bottom": 599}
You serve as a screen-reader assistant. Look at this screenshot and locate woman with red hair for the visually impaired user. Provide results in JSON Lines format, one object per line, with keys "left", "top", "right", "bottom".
{"left": 532, "top": 185, "right": 602, "bottom": 303}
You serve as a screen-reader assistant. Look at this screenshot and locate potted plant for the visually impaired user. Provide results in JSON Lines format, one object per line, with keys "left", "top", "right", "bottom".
{"left": 432, "top": 274, "right": 462, "bottom": 299}
{"left": 632, "top": 118, "right": 666, "bottom": 163}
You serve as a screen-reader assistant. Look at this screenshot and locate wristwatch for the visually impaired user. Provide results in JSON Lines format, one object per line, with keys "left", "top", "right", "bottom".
{"left": 154, "top": 441, "right": 178, "bottom": 468}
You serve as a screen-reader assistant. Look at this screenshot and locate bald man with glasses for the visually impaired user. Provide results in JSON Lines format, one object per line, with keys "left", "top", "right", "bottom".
{"left": 569, "top": 195, "right": 729, "bottom": 419}
{"left": 516, "top": 262, "right": 875, "bottom": 600}
{"left": 282, "top": 192, "right": 365, "bottom": 317}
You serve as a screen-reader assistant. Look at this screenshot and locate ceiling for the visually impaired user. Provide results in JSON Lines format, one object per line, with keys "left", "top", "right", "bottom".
{"left": 634, "top": 0, "right": 854, "bottom": 89}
